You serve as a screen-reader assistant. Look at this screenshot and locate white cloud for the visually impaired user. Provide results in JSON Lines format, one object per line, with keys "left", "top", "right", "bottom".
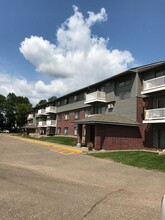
{"left": 1, "top": 6, "right": 134, "bottom": 106}
{"left": 0, "top": 73, "right": 65, "bottom": 105}
{"left": 19, "top": 6, "right": 134, "bottom": 86}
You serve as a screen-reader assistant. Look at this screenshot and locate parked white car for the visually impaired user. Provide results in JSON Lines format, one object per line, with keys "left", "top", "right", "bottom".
{"left": 161, "top": 195, "right": 165, "bottom": 220}
{"left": 2, "top": 130, "right": 9, "bottom": 133}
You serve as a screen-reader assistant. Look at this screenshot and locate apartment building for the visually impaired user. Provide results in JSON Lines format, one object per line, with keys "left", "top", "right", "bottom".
{"left": 25, "top": 61, "right": 165, "bottom": 150}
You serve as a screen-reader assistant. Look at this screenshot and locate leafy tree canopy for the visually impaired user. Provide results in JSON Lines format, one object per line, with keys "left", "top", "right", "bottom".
{"left": 35, "top": 99, "right": 47, "bottom": 107}
{"left": 48, "top": 96, "right": 57, "bottom": 102}
{"left": 0, "top": 93, "right": 32, "bottom": 131}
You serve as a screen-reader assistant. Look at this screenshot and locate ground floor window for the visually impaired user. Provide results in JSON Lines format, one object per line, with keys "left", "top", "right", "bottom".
{"left": 74, "top": 127, "right": 78, "bottom": 136}
{"left": 64, "top": 127, "right": 69, "bottom": 135}
{"left": 57, "top": 127, "right": 61, "bottom": 135}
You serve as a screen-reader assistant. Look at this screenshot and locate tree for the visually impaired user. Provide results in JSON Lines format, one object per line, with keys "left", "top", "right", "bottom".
{"left": 48, "top": 96, "right": 57, "bottom": 102}
{"left": 0, "top": 94, "right": 6, "bottom": 130}
{"left": 5, "top": 93, "right": 17, "bottom": 130}
{"left": 16, "top": 103, "right": 32, "bottom": 127}
{"left": 4, "top": 93, "right": 32, "bottom": 131}
{"left": 35, "top": 99, "right": 47, "bottom": 107}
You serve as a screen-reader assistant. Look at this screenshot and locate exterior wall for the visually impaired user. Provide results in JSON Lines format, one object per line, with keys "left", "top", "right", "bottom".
{"left": 108, "top": 97, "right": 137, "bottom": 120}
{"left": 94, "top": 124, "right": 143, "bottom": 150}
{"left": 136, "top": 96, "right": 153, "bottom": 148}
{"left": 57, "top": 109, "right": 85, "bottom": 136}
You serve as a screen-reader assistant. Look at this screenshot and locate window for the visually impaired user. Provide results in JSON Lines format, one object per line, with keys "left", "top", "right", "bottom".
{"left": 64, "top": 127, "right": 69, "bottom": 135}
{"left": 97, "top": 106, "right": 106, "bottom": 114}
{"left": 155, "top": 69, "right": 165, "bottom": 78}
{"left": 57, "top": 127, "right": 61, "bottom": 135}
{"left": 100, "top": 86, "right": 105, "bottom": 92}
{"left": 157, "top": 98, "right": 165, "bottom": 108}
{"left": 74, "top": 95, "right": 78, "bottom": 102}
{"left": 85, "top": 109, "right": 91, "bottom": 117}
{"left": 119, "top": 77, "right": 131, "bottom": 87}
{"left": 64, "top": 113, "right": 69, "bottom": 120}
{"left": 74, "top": 127, "right": 78, "bottom": 136}
{"left": 74, "top": 111, "right": 80, "bottom": 119}
{"left": 119, "top": 91, "right": 131, "bottom": 100}
{"left": 57, "top": 101, "right": 61, "bottom": 107}
{"left": 64, "top": 98, "right": 68, "bottom": 105}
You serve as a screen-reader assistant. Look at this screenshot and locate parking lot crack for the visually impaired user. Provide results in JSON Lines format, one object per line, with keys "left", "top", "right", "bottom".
{"left": 82, "top": 187, "right": 126, "bottom": 219}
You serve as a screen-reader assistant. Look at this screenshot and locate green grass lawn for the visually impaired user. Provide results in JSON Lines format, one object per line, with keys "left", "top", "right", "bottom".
{"left": 39, "top": 136, "right": 77, "bottom": 146}
{"left": 89, "top": 151, "right": 165, "bottom": 172}
{"left": 18, "top": 135, "right": 77, "bottom": 146}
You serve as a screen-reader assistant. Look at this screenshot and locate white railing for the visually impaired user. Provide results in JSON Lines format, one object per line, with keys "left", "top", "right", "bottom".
{"left": 46, "top": 120, "right": 57, "bottom": 126}
{"left": 38, "top": 121, "right": 46, "bottom": 127}
{"left": 142, "top": 75, "right": 165, "bottom": 93}
{"left": 37, "top": 109, "right": 46, "bottom": 116}
{"left": 85, "top": 91, "right": 107, "bottom": 104}
{"left": 145, "top": 108, "right": 165, "bottom": 120}
{"left": 27, "top": 114, "right": 33, "bottom": 120}
{"left": 45, "top": 106, "right": 56, "bottom": 113}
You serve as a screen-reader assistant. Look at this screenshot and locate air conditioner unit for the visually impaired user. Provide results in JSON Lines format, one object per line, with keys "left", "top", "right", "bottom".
{"left": 108, "top": 103, "right": 114, "bottom": 109}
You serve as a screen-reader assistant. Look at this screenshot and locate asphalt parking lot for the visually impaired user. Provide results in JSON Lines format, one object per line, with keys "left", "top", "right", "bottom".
{"left": 0, "top": 133, "right": 164, "bottom": 220}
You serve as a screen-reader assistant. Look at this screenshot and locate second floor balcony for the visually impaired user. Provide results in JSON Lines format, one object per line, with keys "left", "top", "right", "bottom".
{"left": 141, "top": 75, "right": 165, "bottom": 95}
{"left": 84, "top": 91, "right": 107, "bottom": 104}
{"left": 45, "top": 106, "right": 56, "bottom": 114}
{"left": 46, "top": 120, "right": 57, "bottom": 127}
{"left": 38, "top": 121, "right": 46, "bottom": 127}
{"left": 143, "top": 108, "right": 165, "bottom": 123}
{"left": 36, "top": 109, "right": 47, "bottom": 117}
{"left": 27, "top": 114, "right": 33, "bottom": 120}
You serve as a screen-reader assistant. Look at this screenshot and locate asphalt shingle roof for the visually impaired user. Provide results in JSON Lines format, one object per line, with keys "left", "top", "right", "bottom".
{"left": 74, "top": 114, "right": 139, "bottom": 127}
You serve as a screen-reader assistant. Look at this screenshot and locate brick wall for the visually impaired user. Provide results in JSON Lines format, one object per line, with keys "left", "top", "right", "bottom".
{"left": 56, "top": 109, "right": 85, "bottom": 136}
{"left": 136, "top": 97, "right": 153, "bottom": 148}
{"left": 94, "top": 124, "right": 143, "bottom": 150}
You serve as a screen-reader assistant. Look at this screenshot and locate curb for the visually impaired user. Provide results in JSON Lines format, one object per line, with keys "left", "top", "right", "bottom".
{"left": 10, "top": 136, "right": 83, "bottom": 154}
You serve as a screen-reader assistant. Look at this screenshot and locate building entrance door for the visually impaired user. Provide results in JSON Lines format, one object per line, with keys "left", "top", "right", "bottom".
{"left": 159, "top": 129, "right": 165, "bottom": 149}
{"left": 90, "top": 125, "right": 95, "bottom": 146}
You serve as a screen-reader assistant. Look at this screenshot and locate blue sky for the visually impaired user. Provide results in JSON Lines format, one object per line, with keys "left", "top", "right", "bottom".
{"left": 0, "top": 0, "right": 165, "bottom": 105}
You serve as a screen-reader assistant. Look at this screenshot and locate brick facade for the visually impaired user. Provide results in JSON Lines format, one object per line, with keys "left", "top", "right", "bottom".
{"left": 57, "top": 109, "right": 85, "bottom": 136}
{"left": 94, "top": 124, "right": 143, "bottom": 150}
{"left": 136, "top": 97, "right": 153, "bottom": 148}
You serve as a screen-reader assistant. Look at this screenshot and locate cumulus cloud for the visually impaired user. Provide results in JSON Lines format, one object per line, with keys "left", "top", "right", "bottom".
{"left": 19, "top": 6, "right": 134, "bottom": 87}
{"left": 0, "top": 72, "right": 67, "bottom": 105}
{"left": 1, "top": 6, "right": 134, "bottom": 105}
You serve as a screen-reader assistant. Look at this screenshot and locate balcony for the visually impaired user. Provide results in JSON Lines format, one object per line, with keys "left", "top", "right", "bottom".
{"left": 27, "top": 114, "right": 33, "bottom": 120}
{"left": 38, "top": 121, "right": 46, "bottom": 127}
{"left": 141, "top": 75, "right": 165, "bottom": 95}
{"left": 45, "top": 106, "right": 56, "bottom": 114}
{"left": 46, "top": 120, "right": 57, "bottom": 127}
{"left": 84, "top": 91, "right": 107, "bottom": 104}
{"left": 143, "top": 108, "right": 165, "bottom": 123}
{"left": 36, "top": 109, "right": 47, "bottom": 117}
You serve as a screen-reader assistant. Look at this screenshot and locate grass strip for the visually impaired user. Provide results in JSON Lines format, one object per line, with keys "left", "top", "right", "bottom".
{"left": 16, "top": 135, "right": 77, "bottom": 146}
{"left": 89, "top": 151, "right": 165, "bottom": 172}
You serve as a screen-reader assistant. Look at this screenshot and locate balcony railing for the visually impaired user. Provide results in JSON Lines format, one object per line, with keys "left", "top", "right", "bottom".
{"left": 45, "top": 106, "right": 56, "bottom": 114}
{"left": 27, "top": 114, "right": 33, "bottom": 120}
{"left": 46, "top": 120, "right": 57, "bottom": 127}
{"left": 142, "top": 75, "right": 165, "bottom": 94}
{"left": 144, "top": 108, "right": 165, "bottom": 123}
{"left": 38, "top": 121, "right": 46, "bottom": 127}
{"left": 84, "top": 91, "right": 107, "bottom": 104}
{"left": 36, "top": 109, "right": 47, "bottom": 117}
